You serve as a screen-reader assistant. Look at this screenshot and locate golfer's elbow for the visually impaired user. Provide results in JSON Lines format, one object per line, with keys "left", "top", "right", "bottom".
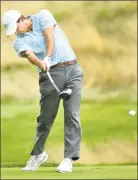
{"left": 24, "top": 50, "right": 33, "bottom": 57}
{"left": 19, "top": 50, "right": 33, "bottom": 58}
{"left": 24, "top": 50, "right": 36, "bottom": 61}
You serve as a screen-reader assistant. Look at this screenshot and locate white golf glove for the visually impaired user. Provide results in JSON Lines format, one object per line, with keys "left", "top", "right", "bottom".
{"left": 43, "top": 56, "right": 52, "bottom": 71}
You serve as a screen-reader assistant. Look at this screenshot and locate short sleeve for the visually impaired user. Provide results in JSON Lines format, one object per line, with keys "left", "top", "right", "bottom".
{"left": 13, "top": 40, "right": 33, "bottom": 57}
{"left": 39, "top": 9, "right": 57, "bottom": 31}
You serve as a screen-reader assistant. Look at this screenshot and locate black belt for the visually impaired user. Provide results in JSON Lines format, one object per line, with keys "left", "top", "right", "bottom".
{"left": 50, "top": 59, "right": 77, "bottom": 69}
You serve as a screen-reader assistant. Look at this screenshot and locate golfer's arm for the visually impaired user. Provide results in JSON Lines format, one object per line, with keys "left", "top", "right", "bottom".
{"left": 21, "top": 50, "right": 42, "bottom": 67}
{"left": 43, "top": 26, "right": 54, "bottom": 57}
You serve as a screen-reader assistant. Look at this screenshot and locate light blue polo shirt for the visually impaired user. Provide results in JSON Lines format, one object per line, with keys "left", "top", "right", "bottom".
{"left": 13, "top": 9, "right": 76, "bottom": 67}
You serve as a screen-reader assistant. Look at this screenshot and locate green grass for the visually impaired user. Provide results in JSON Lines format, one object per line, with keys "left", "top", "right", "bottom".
{"left": 1, "top": 100, "right": 137, "bottom": 166}
{"left": 1, "top": 165, "right": 137, "bottom": 179}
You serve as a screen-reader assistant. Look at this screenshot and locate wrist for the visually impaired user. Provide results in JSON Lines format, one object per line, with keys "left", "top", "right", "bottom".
{"left": 46, "top": 55, "right": 52, "bottom": 58}
{"left": 44, "top": 56, "right": 51, "bottom": 64}
{"left": 37, "top": 60, "right": 43, "bottom": 68}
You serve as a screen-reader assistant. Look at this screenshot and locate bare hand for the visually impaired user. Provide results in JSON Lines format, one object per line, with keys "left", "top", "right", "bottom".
{"left": 39, "top": 61, "right": 48, "bottom": 72}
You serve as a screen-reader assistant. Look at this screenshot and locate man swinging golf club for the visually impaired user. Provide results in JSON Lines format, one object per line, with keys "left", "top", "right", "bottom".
{"left": 2, "top": 9, "right": 83, "bottom": 173}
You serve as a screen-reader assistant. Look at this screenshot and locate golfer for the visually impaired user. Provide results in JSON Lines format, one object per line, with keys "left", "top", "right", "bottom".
{"left": 2, "top": 9, "right": 83, "bottom": 173}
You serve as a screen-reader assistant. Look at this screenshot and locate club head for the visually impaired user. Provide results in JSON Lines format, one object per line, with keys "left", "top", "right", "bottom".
{"left": 59, "top": 89, "right": 72, "bottom": 100}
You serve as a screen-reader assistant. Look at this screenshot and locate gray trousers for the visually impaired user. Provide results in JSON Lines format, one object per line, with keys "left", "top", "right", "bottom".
{"left": 30, "top": 62, "right": 83, "bottom": 161}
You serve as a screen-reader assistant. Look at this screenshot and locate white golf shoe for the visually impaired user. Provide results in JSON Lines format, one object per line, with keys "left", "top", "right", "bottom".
{"left": 22, "top": 152, "right": 48, "bottom": 171}
{"left": 56, "top": 158, "right": 72, "bottom": 173}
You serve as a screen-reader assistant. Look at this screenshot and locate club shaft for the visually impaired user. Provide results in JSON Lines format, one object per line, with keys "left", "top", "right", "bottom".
{"left": 47, "top": 71, "right": 60, "bottom": 93}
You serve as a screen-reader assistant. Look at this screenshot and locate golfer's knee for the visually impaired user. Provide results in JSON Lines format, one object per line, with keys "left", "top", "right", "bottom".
{"left": 37, "top": 116, "right": 54, "bottom": 131}
{"left": 65, "top": 113, "right": 81, "bottom": 127}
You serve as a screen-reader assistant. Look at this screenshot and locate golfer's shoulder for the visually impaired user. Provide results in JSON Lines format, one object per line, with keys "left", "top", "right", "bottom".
{"left": 13, "top": 36, "right": 25, "bottom": 48}
{"left": 39, "top": 9, "right": 53, "bottom": 16}
{"left": 35, "top": 9, "right": 54, "bottom": 19}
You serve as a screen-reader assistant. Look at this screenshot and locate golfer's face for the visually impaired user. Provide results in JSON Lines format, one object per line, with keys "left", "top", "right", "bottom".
{"left": 16, "top": 20, "right": 27, "bottom": 34}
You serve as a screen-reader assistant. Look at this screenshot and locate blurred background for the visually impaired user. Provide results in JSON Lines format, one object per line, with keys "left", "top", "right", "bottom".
{"left": 1, "top": 1, "right": 137, "bottom": 167}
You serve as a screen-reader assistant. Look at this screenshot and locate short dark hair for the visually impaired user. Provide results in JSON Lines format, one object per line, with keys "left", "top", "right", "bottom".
{"left": 17, "top": 15, "right": 26, "bottom": 23}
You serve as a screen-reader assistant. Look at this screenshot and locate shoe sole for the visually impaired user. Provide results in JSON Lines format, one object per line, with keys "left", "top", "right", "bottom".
{"left": 56, "top": 169, "right": 72, "bottom": 173}
{"left": 22, "top": 154, "right": 48, "bottom": 172}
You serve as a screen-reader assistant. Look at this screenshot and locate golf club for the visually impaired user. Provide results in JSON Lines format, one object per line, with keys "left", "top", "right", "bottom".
{"left": 47, "top": 71, "right": 72, "bottom": 100}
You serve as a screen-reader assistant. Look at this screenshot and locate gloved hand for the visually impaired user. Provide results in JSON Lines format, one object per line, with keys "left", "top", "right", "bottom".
{"left": 43, "top": 56, "right": 51, "bottom": 71}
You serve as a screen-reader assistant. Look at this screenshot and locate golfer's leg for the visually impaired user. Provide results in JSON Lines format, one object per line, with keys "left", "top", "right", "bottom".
{"left": 63, "top": 64, "right": 83, "bottom": 160}
{"left": 31, "top": 93, "right": 60, "bottom": 155}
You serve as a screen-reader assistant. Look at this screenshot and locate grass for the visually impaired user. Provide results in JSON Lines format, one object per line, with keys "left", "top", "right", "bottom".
{"left": 1, "top": 165, "right": 137, "bottom": 179}
{"left": 1, "top": 2, "right": 137, "bottom": 175}
{"left": 1, "top": 100, "right": 137, "bottom": 166}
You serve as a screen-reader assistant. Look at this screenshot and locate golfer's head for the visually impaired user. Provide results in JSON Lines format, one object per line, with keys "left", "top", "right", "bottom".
{"left": 2, "top": 10, "right": 29, "bottom": 36}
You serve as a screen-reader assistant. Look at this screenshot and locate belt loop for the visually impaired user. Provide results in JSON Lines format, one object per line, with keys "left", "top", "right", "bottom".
{"left": 61, "top": 62, "right": 65, "bottom": 67}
